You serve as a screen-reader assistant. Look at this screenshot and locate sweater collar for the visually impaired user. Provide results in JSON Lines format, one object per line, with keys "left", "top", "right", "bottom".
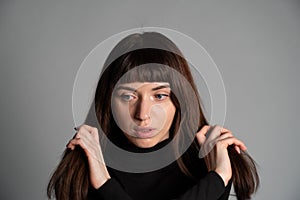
{"left": 118, "top": 137, "right": 173, "bottom": 153}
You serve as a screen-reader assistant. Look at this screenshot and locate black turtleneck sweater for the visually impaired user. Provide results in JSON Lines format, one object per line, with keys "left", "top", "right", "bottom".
{"left": 88, "top": 138, "right": 232, "bottom": 200}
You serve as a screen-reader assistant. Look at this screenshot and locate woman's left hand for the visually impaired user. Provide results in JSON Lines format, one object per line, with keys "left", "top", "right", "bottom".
{"left": 196, "top": 125, "right": 247, "bottom": 186}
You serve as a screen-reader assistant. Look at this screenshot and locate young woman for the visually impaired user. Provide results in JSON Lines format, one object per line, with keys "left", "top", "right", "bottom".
{"left": 47, "top": 32, "right": 259, "bottom": 200}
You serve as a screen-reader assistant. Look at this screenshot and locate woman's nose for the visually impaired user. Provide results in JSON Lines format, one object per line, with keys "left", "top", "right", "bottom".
{"left": 133, "top": 98, "right": 152, "bottom": 122}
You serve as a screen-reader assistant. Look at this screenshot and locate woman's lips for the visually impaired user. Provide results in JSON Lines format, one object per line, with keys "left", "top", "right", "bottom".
{"left": 133, "top": 127, "right": 157, "bottom": 138}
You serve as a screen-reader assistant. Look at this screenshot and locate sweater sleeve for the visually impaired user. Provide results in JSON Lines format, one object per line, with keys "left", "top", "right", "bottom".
{"left": 174, "top": 171, "right": 228, "bottom": 200}
{"left": 88, "top": 178, "right": 133, "bottom": 200}
{"left": 88, "top": 171, "right": 230, "bottom": 200}
{"left": 217, "top": 179, "right": 232, "bottom": 200}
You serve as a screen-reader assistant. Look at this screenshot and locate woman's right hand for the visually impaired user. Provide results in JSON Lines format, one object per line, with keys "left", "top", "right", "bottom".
{"left": 67, "top": 124, "right": 111, "bottom": 189}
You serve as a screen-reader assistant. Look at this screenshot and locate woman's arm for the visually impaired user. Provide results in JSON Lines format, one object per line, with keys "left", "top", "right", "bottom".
{"left": 88, "top": 171, "right": 230, "bottom": 200}
{"left": 174, "top": 171, "right": 229, "bottom": 200}
{"left": 196, "top": 125, "right": 247, "bottom": 186}
{"left": 77, "top": 124, "right": 239, "bottom": 200}
{"left": 88, "top": 178, "right": 132, "bottom": 200}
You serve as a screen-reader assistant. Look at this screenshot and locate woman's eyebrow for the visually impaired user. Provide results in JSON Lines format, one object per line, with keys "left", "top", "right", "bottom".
{"left": 116, "top": 84, "right": 170, "bottom": 92}
{"left": 115, "top": 86, "right": 136, "bottom": 91}
{"left": 151, "top": 84, "right": 170, "bottom": 91}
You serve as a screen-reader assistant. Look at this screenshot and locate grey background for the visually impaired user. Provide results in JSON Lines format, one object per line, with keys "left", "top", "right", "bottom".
{"left": 1, "top": 0, "right": 299, "bottom": 199}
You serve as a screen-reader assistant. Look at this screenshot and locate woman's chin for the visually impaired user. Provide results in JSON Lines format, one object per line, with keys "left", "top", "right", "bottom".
{"left": 124, "top": 131, "right": 170, "bottom": 149}
{"left": 130, "top": 138, "right": 159, "bottom": 148}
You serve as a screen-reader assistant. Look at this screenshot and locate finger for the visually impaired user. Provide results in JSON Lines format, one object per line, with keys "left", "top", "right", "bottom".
{"left": 214, "top": 125, "right": 234, "bottom": 138}
{"left": 234, "top": 145, "right": 241, "bottom": 154}
{"left": 214, "top": 126, "right": 244, "bottom": 153}
{"left": 73, "top": 125, "right": 85, "bottom": 139}
{"left": 215, "top": 132, "right": 234, "bottom": 141}
{"left": 81, "top": 124, "right": 98, "bottom": 134}
{"left": 69, "top": 136, "right": 89, "bottom": 152}
{"left": 76, "top": 126, "right": 97, "bottom": 140}
{"left": 198, "top": 125, "right": 224, "bottom": 158}
{"left": 75, "top": 124, "right": 93, "bottom": 135}
{"left": 82, "top": 125, "right": 100, "bottom": 141}
{"left": 196, "top": 125, "right": 211, "bottom": 145}
{"left": 217, "top": 126, "right": 231, "bottom": 134}
{"left": 67, "top": 138, "right": 83, "bottom": 150}
{"left": 197, "top": 125, "right": 211, "bottom": 137}
{"left": 76, "top": 128, "right": 90, "bottom": 138}
{"left": 199, "top": 132, "right": 234, "bottom": 158}
{"left": 205, "top": 125, "right": 223, "bottom": 143}
{"left": 217, "top": 137, "right": 247, "bottom": 151}
{"left": 66, "top": 142, "right": 74, "bottom": 150}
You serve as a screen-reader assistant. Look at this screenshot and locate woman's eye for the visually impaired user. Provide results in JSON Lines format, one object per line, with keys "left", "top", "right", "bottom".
{"left": 120, "top": 94, "right": 134, "bottom": 101}
{"left": 154, "top": 94, "right": 169, "bottom": 100}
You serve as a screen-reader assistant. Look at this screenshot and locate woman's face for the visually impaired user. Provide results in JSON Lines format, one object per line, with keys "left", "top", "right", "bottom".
{"left": 111, "top": 82, "right": 176, "bottom": 148}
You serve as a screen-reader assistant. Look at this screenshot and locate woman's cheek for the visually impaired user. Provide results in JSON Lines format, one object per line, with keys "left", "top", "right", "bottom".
{"left": 149, "top": 104, "right": 167, "bottom": 130}
{"left": 112, "top": 101, "right": 132, "bottom": 132}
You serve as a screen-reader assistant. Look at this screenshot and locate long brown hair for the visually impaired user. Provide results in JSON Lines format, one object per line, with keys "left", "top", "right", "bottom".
{"left": 47, "top": 32, "right": 259, "bottom": 200}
